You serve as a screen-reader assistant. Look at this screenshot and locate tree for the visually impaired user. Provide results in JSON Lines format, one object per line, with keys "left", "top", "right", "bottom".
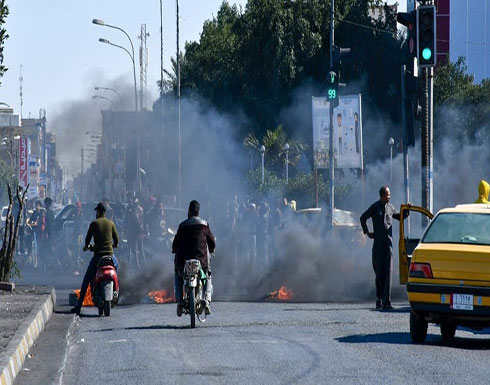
{"left": 0, "top": 185, "right": 27, "bottom": 282}
{"left": 243, "top": 125, "right": 306, "bottom": 176}
{"left": 433, "top": 57, "right": 490, "bottom": 143}
{"left": 161, "top": 0, "right": 402, "bottom": 145}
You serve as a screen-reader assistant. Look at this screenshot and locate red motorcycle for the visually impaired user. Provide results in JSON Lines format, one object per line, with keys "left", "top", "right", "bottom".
{"left": 87, "top": 245, "right": 119, "bottom": 316}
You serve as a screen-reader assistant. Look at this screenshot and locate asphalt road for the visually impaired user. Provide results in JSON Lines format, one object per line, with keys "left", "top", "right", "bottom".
{"left": 14, "top": 298, "right": 490, "bottom": 385}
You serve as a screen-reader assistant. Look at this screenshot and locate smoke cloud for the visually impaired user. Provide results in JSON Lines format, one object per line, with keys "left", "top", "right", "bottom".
{"left": 44, "top": 68, "right": 489, "bottom": 305}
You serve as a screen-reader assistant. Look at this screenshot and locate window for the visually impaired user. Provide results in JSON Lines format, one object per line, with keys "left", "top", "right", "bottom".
{"left": 422, "top": 213, "right": 490, "bottom": 245}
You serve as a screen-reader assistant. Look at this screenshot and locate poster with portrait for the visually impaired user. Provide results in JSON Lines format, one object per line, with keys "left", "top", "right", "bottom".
{"left": 312, "top": 94, "right": 363, "bottom": 170}
{"left": 311, "top": 96, "right": 331, "bottom": 168}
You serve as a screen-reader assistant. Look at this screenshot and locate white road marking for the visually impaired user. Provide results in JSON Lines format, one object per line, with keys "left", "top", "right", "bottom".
{"left": 234, "top": 340, "right": 284, "bottom": 344}
{"left": 107, "top": 339, "right": 127, "bottom": 343}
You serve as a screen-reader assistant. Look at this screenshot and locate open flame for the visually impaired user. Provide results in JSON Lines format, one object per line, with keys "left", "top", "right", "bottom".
{"left": 266, "top": 286, "right": 293, "bottom": 301}
{"left": 147, "top": 290, "right": 175, "bottom": 304}
{"left": 73, "top": 286, "right": 95, "bottom": 306}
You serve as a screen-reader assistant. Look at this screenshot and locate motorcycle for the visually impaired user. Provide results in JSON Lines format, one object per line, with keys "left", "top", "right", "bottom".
{"left": 182, "top": 259, "right": 208, "bottom": 328}
{"left": 86, "top": 245, "right": 119, "bottom": 316}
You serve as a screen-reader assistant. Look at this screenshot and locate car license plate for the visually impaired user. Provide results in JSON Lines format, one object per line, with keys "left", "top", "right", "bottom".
{"left": 451, "top": 294, "right": 473, "bottom": 310}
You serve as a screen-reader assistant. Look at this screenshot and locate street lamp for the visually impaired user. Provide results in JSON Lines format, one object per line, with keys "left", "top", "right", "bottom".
{"left": 284, "top": 143, "right": 289, "bottom": 184}
{"left": 95, "top": 86, "right": 122, "bottom": 109}
{"left": 92, "top": 95, "right": 116, "bottom": 110}
{"left": 260, "top": 145, "right": 265, "bottom": 185}
{"left": 94, "top": 18, "right": 141, "bottom": 194}
{"left": 389, "top": 137, "right": 395, "bottom": 184}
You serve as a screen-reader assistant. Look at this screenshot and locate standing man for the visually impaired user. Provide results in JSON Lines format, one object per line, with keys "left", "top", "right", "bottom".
{"left": 360, "top": 186, "right": 407, "bottom": 310}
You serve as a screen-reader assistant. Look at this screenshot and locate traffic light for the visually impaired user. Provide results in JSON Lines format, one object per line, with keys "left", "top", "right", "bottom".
{"left": 417, "top": 5, "right": 436, "bottom": 67}
{"left": 327, "top": 46, "right": 350, "bottom": 108}
{"left": 327, "top": 70, "right": 339, "bottom": 107}
{"left": 397, "top": 11, "right": 417, "bottom": 63}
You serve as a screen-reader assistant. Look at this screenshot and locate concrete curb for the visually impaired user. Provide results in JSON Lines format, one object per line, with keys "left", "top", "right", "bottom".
{"left": 0, "top": 287, "right": 56, "bottom": 385}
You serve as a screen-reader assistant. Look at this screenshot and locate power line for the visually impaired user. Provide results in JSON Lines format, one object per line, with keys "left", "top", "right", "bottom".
{"left": 338, "top": 18, "right": 396, "bottom": 36}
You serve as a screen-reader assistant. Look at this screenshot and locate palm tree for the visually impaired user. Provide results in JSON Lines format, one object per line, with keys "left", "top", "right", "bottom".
{"left": 243, "top": 125, "right": 306, "bottom": 175}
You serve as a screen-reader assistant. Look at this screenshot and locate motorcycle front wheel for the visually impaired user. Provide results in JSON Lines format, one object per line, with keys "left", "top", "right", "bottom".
{"left": 188, "top": 288, "right": 196, "bottom": 328}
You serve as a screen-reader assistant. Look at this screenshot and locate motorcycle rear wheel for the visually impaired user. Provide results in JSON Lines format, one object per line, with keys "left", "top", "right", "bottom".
{"left": 188, "top": 288, "right": 196, "bottom": 328}
{"left": 103, "top": 300, "right": 111, "bottom": 316}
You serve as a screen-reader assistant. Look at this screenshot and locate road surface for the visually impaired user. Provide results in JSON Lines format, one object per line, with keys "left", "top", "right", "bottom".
{"left": 14, "top": 298, "right": 490, "bottom": 385}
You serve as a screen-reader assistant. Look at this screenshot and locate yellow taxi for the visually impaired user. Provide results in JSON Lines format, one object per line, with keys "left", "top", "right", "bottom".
{"left": 399, "top": 203, "right": 490, "bottom": 343}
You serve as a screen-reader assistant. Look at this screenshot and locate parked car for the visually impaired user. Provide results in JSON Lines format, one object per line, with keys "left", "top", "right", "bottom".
{"left": 399, "top": 203, "right": 490, "bottom": 343}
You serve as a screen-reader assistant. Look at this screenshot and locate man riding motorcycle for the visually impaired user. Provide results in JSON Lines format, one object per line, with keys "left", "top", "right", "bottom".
{"left": 172, "top": 200, "right": 215, "bottom": 316}
{"left": 71, "top": 202, "right": 119, "bottom": 315}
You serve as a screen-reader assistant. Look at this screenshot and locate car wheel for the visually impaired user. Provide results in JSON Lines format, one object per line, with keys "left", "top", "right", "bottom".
{"left": 440, "top": 322, "right": 457, "bottom": 340}
{"left": 410, "top": 312, "right": 428, "bottom": 343}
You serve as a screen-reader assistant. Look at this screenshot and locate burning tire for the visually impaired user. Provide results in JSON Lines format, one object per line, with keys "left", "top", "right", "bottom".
{"left": 188, "top": 288, "right": 196, "bottom": 328}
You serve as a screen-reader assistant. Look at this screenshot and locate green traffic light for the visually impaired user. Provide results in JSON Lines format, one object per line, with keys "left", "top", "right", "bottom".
{"left": 422, "top": 47, "right": 432, "bottom": 60}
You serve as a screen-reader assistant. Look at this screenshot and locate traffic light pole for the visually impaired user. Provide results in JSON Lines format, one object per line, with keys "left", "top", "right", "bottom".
{"left": 421, "top": 68, "right": 430, "bottom": 215}
{"left": 328, "top": 0, "right": 335, "bottom": 231}
{"left": 429, "top": 67, "right": 434, "bottom": 213}
{"left": 401, "top": 65, "right": 410, "bottom": 205}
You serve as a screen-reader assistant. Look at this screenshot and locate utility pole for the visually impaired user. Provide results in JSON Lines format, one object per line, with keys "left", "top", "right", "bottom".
{"left": 176, "top": 0, "right": 182, "bottom": 209}
{"left": 19, "top": 65, "right": 23, "bottom": 119}
{"left": 138, "top": 24, "right": 150, "bottom": 111}
{"left": 328, "top": 0, "right": 335, "bottom": 230}
{"left": 160, "top": 0, "right": 164, "bottom": 143}
{"left": 401, "top": 65, "right": 410, "bottom": 205}
{"left": 81, "top": 147, "right": 84, "bottom": 202}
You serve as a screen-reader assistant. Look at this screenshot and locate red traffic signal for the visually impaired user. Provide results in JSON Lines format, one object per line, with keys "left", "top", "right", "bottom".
{"left": 397, "top": 11, "right": 417, "bottom": 60}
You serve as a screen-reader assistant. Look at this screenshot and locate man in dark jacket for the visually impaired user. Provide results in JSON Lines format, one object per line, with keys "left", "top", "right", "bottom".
{"left": 71, "top": 202, "right": 119, "bottom": 315}
{"left": 360, "top": 186, "right": 407, "bottom": 310}
{"left": 172, "top": 200, "right": 215, "bottom": 316}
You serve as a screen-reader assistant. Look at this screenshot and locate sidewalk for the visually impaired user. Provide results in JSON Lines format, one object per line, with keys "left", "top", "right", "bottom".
{"left": 0, "top": 286, "right": 55, "bottom": 385}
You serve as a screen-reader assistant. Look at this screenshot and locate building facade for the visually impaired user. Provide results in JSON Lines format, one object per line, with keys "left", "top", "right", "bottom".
{"left": 409, "top": 0, "right": 490, "bottom": 83}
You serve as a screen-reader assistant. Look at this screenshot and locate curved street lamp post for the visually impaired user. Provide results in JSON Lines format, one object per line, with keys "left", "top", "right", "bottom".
{"left": 94, "top": 86, "right": 122, "bottom": 110}
{"left": 94, "top": 19, "right": 141, "bottom": 195}
{"left": 92, "top": 95, "right": 116, "bottom": 110}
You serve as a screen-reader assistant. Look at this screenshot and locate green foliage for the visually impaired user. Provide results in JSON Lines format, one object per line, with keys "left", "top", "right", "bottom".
{"left": 434, "top": 57, "right": 490, "bottom": 143}
{"left": 0, "top": 162, "right": 15, "bottom": 202}
{"left": 285, "top": 171, "right": 325, "bottom": 209}
{"left": 161, "top": 0, "right": 404, "bottom": 143}
{"left": 243, "top": 125, "right": 306, "bottom": 175}
{"left": 246, "top": 168, "right": 351, "bottom": 209}
{"left": 246, "top": 168, "right": 285, "bottom": 200}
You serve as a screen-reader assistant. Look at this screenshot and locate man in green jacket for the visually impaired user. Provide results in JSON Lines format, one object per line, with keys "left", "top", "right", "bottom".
{"left": 71, "top": 202, "right": 119, "bottom": 315}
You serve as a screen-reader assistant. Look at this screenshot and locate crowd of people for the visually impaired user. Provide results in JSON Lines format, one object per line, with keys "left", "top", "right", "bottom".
{"left": 12, "top": 194, "right": 169, "bottom": 272}
{"left": 213, "top": 196, "right": 298, "bottom": 272}
{"left": 11, "top": 188, "right": 310, "bottom": 277}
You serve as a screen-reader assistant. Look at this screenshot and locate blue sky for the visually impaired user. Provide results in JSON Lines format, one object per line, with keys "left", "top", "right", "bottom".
{"left": 0, "top": 0, "right": 401, "bottom": 119}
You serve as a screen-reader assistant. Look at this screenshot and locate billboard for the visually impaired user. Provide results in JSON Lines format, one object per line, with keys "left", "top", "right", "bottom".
{"left": 18, "top": 137, "right": 31, "bottom": 189}
{"left": 28, "top": 156, "right": 40, "bottom": 200}
{"left": 312, "top": 94, "right": 363, "bottom": 170}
